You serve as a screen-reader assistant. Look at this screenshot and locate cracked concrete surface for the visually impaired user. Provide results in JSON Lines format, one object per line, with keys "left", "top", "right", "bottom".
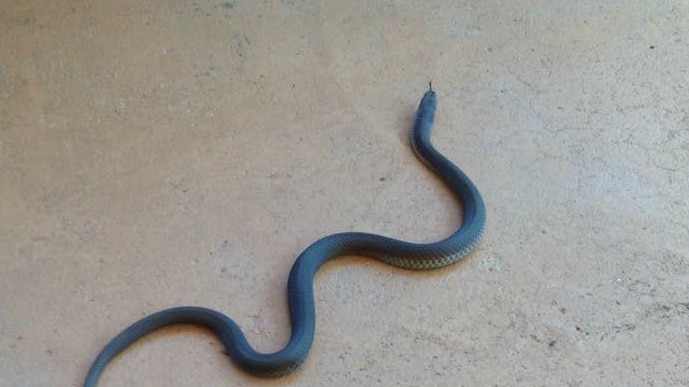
{"left": 1, "top": 1, "right": 688, "bottom": 386}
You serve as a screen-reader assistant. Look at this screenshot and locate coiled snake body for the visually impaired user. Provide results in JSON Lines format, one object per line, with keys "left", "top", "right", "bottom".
{"left": 84, "top": 88, "right": 486, "bottom": 385}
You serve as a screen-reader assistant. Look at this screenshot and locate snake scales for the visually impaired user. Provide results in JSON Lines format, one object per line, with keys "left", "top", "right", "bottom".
{"left": 84, "top": 88, "right": 486, "bottom": 385}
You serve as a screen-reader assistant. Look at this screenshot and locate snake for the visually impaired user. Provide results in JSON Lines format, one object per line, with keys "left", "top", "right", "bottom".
{"left": 84, "top": 87, "right": 486, "bottom": 386}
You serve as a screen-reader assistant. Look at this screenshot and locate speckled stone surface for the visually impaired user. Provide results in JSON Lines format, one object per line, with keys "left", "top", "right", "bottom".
{"left": 1, "top": 1, "right": 688, "bottom": 386}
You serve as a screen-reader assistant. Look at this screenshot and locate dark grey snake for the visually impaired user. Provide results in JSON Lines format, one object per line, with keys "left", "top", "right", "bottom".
{"left": 84, "top": 87, "right": 486, "bottom": 385}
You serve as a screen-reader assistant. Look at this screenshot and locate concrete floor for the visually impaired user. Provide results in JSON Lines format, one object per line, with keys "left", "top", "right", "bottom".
{"left": 1, "top": 1, "right": 688, "bottom": 386}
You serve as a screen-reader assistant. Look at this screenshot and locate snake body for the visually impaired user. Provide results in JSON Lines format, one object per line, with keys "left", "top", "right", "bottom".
{"left": 84, "top": 89, "right": 486, "bottom": 386}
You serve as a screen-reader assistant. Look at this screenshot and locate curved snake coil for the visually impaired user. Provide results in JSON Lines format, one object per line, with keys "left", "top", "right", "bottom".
{"left": 84, "top": 88, "right": 486, "bottom": 385}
